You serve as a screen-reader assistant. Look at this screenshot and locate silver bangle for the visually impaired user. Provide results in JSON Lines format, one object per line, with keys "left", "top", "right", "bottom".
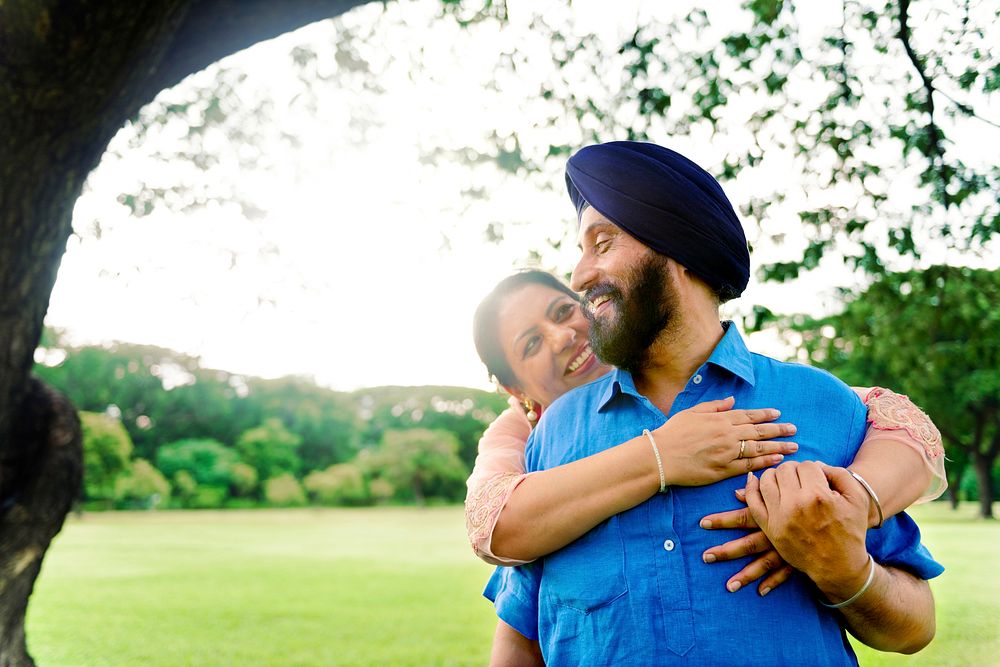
{"left": 849, "top": 471, "right": 885, "bottom": 529}
{"left": 819, "top": 553, "right": 876, "bottom": 609}
{"left": 642, "top": 429, "right": 667, "bottom": 493}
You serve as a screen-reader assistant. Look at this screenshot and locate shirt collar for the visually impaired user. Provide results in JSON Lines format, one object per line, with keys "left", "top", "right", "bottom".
{"left": 597, "top": 321, "right": 755, "bottom": 411}
{"left": 707, "top": 321, "right": 756, "bottom": 387}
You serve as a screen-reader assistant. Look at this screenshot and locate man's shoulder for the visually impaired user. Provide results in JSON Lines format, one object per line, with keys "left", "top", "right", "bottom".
{"left": 542, "top": 370, "right": 615, "bottom": 422}
{"left": 749, "top": 352, "right": 862, "bottom": 409}
{"left": 525, "top": 371, "right": 616, "bottom": 471}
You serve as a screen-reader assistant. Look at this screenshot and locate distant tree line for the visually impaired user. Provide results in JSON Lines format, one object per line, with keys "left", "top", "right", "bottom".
{"left": 35, "top": 331, "right": 506, "bottom": 510}
{"left": 38, "top": 263, "right": 1000, "bottom": 516}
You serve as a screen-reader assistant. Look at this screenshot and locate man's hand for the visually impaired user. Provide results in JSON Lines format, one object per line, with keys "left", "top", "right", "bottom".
{"left": 743, "top": 461, "right": 872, "bottom": 603}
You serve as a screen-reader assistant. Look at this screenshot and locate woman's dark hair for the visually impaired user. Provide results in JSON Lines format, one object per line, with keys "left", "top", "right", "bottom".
{"left": 472, "top": 270, "right": 579, "bottom": 388}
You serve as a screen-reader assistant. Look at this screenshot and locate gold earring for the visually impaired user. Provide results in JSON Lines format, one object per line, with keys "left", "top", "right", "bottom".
{"left": 523, "top": 399, "right": 538, "bottom": 423}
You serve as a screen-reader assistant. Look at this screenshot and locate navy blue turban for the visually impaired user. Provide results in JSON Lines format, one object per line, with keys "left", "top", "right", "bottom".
{"left": 565, "top": 141, "right": 750, "bottom": 300}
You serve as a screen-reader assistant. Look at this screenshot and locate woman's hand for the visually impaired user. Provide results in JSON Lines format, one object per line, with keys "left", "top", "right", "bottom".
{"left": 699, "top": 489, "right": 795, "bottom": 596}
{"left": 657, "top": 396, "right": 798, "bottom": 487}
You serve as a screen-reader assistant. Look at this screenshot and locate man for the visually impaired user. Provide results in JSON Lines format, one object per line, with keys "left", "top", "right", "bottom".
{"left": 485, "top": 141, "right": 941, "bottom": 665}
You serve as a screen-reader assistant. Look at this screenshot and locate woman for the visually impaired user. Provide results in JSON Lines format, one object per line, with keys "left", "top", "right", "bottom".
{"left": 466, "top": 270, "right": 946, "bottom": 656}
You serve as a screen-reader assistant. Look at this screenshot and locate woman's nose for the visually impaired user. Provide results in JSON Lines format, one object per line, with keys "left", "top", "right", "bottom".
{"left": 551, "top": 325, "right": 577, "bottom": 352}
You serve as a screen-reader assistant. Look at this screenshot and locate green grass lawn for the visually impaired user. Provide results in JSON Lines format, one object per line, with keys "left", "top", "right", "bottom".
{"left": 27, "top": 503, "right": 999, "bottom": 666}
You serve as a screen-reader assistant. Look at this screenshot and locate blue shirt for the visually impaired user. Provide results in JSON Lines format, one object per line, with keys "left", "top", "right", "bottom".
{"left": 485, "top": 323, "right": 942, "bottom": 666}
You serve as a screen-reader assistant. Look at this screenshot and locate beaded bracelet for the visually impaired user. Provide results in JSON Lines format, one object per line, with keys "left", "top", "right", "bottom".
{"left": 819, "top": 554, "right": 876, "bottom": 609}
{"left": 642, "top": 429, "right": 667, "bottom": 493}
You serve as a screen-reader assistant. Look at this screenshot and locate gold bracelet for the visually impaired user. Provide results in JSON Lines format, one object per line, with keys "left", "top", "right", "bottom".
{"left": 642, "top": 429, "right": 666, "bottom": 493}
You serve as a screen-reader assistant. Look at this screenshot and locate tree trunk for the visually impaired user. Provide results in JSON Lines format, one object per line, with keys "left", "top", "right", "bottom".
{"left": 0, "top": 1, "right": 372, "bottom": 660}
{"left": 947, "top": 481, "right": 960, "bottom": 510}
{"left": 972, "top": 451, "right": 995, "bottom": 520}
{"left": 0, "top": 379, "right": 83, "bottom": 667}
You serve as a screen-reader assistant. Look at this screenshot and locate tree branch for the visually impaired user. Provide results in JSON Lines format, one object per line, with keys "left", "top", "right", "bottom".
{"left": 896, "top": 0, "right": 952, "bottom": 206}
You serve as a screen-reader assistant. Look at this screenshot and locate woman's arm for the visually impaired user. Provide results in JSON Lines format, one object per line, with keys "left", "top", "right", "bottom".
{"left": 465, "top": 400, "right": 533, "bottom": 565}
{"left": 700, "top": 387, "right": 946, "bottom": 594}
{"left": 847, "top": 387, "right": 947, "bottom": 518}
{"left": 465, "top": 396, "right": 797, "bottom": 564}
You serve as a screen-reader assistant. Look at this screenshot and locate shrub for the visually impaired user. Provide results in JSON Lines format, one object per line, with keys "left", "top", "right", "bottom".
{"left": 304, "top": 463, "right": 368, "bottom": 505}
{"left": 264, "top": 473, "right": 306, "bottom": 507}
{"left": 114, "top": 459, "right": 170, "bottom": 509}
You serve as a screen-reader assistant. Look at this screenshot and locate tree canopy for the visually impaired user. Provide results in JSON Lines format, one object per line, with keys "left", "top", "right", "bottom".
{"left": 782, "top": 265, "right": 1000, "bottom": 518}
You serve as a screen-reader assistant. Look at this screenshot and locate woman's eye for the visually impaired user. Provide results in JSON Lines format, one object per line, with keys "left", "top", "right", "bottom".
{"left": 523, "top": 336, "right": 541, "bottom": 358}
{"left": 555, "top": 303, "right": 576, "bottom": 321}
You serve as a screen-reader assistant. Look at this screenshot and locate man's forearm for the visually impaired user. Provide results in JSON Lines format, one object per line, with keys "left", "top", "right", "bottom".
{"left": 489, "top": 620, "right": 544, "bottom": 667}
{"left": 814, "top": 561, "right": 935, "bottom": 654}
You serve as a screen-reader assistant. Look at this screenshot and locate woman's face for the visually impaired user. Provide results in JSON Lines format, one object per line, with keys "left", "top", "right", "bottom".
{"left": 496, "top": 283, "right": 611, "bottom": 407}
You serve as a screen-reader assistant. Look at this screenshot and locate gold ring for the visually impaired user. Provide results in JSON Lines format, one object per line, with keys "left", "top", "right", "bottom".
{"left": 738, "top": 440, "right": 747, "bottom": 459}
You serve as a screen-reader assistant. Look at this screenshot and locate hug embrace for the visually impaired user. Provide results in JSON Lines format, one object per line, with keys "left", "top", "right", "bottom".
{"left": 465, "top": 141, "right": 946, "bottom": 666}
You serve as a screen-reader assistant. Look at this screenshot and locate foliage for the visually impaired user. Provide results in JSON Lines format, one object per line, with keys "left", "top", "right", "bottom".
{"left": 156, "top": 438, "right": 242, "bottom": 488}
{"left": 79, "top": 411, "right": 134, "bottom": 502}
{"left": 365, "top": 429, "right": 469, "bottom": 503}
{"left": 230, "top": 462, "right": 259, "bottom": 497}
{"left": 263, "top": 473, "right": 307, "bottom": 506}
{"left": 435, "top": 0, "right": 1000, "bottom": 280}
{"left": 172, "top": 470, "right": 198, "bottom": 505}
{"left": 236, "top": 418, "right": 303, "bottom": 482}
{"left": 355, "top": 385, "right": 505, "bottom": 470}
{"left": 113, "top": 459, "right": 171, "bottom": 509}
{"left": 303, "top": 463, "right": 368, "bottom": 505}
{"left": 36, "top": 334, "right": 510, "bottom": 510}
{"left": 245, "top": 378, "right": 361, "bottom": 472}
{"left": 781, "top": 265, "right": 1000, "bottom": 517}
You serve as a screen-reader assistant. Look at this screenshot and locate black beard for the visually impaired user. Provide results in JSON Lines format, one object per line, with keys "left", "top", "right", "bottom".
{"left": 584, "top": 254, "right": 676, "bottom": 372}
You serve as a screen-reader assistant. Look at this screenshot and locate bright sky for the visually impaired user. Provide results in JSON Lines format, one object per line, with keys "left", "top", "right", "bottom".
{"left": 44, "top": 0, "right": 998, "bottom": 391}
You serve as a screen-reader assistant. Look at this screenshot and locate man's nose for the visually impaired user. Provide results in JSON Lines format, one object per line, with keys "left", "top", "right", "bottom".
{"left": 570, "top": 254, "right": 595, "bottom": 293}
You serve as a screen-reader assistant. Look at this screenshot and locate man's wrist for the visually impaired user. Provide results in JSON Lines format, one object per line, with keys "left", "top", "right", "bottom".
{"left": 811, "top": 551, "right": 875, "bottom": 604}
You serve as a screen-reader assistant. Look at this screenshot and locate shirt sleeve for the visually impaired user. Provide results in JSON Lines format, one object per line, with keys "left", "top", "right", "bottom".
{"left": 483, "top": 563, "right": 542, "bottom": 642}
{"left": 866, "top": 511, "right": 945, "bottom": 580}
{"left": 464, "top": 400, "right": 532, "bottom": 565}
{"left": 853, "top": 386, "right": 948, "bottom": 504}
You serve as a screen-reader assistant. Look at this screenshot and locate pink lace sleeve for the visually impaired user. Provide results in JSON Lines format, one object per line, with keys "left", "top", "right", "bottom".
{"left": 854, "top": 387, "right": 947, "bottom": 503}
{"left": 464, "top": 399, "right": 533, "bottom": 566}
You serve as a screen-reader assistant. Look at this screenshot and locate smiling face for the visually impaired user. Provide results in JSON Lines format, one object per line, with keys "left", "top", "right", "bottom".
{"left": 571, "top": 206, "right": 681, "bottom": 371}
{"left": 495, "top": 283, "right": 611, "bottom": 407}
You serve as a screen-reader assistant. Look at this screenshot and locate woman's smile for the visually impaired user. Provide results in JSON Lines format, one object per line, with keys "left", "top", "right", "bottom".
{"left": 564, "top": 342, "right": 597, "bottom": 377}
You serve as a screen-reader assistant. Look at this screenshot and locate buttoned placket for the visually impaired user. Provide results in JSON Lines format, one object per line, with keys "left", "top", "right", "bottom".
{"left": 637, "top": 369, "right": 712, "bottom": 659}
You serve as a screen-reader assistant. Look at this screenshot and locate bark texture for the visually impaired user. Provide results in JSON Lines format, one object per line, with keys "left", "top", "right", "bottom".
{"left": 0, "top": 379, "right": 82, "bottom": 667}
{"left": 0, "top": 1, "right": 370, "bottom": 661}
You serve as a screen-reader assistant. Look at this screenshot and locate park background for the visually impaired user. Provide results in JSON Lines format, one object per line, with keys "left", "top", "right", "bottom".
{"left": 9, "top": 0, "right": 1000, "bottom": 665}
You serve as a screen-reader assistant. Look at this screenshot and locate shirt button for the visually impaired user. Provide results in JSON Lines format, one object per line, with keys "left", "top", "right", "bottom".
{"left": 663, "top": 539, "right": 675, "bottom": 551}
{"left": 692, "top": 374, "right": 703, "bottom": 385}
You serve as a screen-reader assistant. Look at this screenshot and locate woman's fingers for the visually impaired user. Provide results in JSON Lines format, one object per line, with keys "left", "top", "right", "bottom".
{"left": 700, "top": 507, "right": 758, "bottom": 530}
{"left": 722, "top": 549, "right": 787, "bottom": 593}
{"left": 758, "top": 564, "right": 796, "bottom": 597}
{"left": 731, "top": 453, "right": 786, "bottom": 475}
{"left": 701, "top": 529, "right": 772, "bottom": 564}
{"left": 728, "top": 408, "right": 781, "bottom": 425}
{"left": 738, "top": 422, "right": 798, "bottom": 443}
{"left": 689, "top": 396, "right": 737, "bottom": 413}
{"left": 734, "top": 436, "right": 798, "bottom": 458}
